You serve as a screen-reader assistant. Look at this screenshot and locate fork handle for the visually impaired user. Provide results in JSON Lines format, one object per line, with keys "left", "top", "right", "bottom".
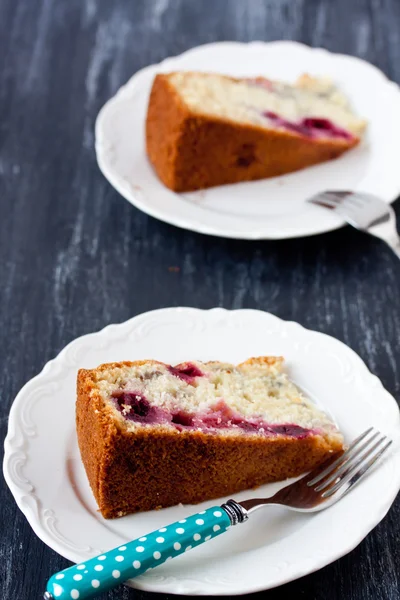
{"left": 45, "top": 506, "right": 232, "bottom": 599}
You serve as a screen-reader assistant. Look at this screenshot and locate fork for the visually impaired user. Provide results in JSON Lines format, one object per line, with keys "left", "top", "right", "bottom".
{"left": 308, "top": 191, "right": 400, "bottom": 259}
{"left": 44, "top": 428, "right": 392, "bottom": 600}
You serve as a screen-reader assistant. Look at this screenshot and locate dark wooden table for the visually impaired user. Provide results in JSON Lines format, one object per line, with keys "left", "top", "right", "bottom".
{"left": 1, "top": 0, "right": 400, "bottom": 598}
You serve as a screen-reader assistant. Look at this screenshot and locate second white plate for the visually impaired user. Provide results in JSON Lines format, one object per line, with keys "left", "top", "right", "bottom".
{"left": 95, "top": 41, "right": 400, "bottom": 239}
{"left": 4, "top": 308, "right": 400, "bottom": 595}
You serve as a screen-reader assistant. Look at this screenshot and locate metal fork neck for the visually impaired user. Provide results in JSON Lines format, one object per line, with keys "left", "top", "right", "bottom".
{"left": 221, "top": 499, "right": 249, "bottom": 525}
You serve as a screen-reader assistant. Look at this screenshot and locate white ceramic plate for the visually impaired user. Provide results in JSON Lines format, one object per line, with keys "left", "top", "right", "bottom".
{"left": 95, "top": 41, "right": 400, "bottom": 240}
{"left": 4, "top": 307, "right": 400, "bottom": 596}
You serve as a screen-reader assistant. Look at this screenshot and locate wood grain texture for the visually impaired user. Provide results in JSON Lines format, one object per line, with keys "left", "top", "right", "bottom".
{"left": 0, "top": 0, "right": 399, "bottom": 598}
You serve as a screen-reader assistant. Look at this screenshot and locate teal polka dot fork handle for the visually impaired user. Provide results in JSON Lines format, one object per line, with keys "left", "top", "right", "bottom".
{"left": 44, "top": 501, "right": 245, "bottom": 600}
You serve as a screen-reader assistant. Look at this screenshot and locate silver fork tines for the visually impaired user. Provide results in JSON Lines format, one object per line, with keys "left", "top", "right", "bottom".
{"left": 307, "top": 426, "right": 374, "bottom": 487}
{"left": 308, "top": 190, "right": 400, "bottom": 259}
{"left": 308, "top": 428, "right": 392, "bottom": 498}
{"left": 238, "top": 428, "right": 392, "bottom": 515}
{"left": 315, "top": 433, "right": 388, "bottom": 495}
{"left": 322, "top": 437, "right": 393, "bottom": 498}
{"left": 312, "top": 430, "right": 382, "bottom": 491}
{"left": 308, "top": 428, "right": 392, "bottom": 500}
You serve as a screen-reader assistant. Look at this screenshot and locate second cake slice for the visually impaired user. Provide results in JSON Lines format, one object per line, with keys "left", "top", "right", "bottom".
{"left": 146, "top": 71, "right": 366, "bottom": 191}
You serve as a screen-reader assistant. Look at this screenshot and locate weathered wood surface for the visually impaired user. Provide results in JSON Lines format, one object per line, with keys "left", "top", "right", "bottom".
{"left": 1, "top": 0, "right": 399, "bottom": 598}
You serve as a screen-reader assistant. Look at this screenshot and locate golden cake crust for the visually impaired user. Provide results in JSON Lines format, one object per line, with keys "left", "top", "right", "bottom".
{"left": 76, "top": 359, "right": 343, "bottom": 518}
{"left": 145, "top": 73, "right": 359, "bottom": 192}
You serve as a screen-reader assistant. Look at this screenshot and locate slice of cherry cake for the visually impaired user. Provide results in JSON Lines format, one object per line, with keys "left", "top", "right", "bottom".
{"left": 146, "top": 71, "right": 367, "bottom": 191}
{"left": 77, "top": 357, "right": 343, "bottom": 518}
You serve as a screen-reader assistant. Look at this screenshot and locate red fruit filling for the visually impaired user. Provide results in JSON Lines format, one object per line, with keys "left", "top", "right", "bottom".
{"left": 168, "top": 362, "right": 204, "bottom": 384}
{"left": 112, "top": 391, "right": 169, "bottom": 424}
{"left": 264, "top": 111, "right": 353, "bottom": 140}
{"left": 113, "top": 391, "right": 313, "bottom": 439}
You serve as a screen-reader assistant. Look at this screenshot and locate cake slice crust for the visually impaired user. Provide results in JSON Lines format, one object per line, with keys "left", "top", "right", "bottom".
{"left": 77, "top": 357, "right": 343, "bottom": 518}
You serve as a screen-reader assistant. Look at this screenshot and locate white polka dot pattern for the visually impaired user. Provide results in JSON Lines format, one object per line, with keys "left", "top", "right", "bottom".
{"left": 46, "top": 506, "right": 231, "bottom": 599}
{"left": 53, "top": 584, "right": 63, "bottom": 597}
